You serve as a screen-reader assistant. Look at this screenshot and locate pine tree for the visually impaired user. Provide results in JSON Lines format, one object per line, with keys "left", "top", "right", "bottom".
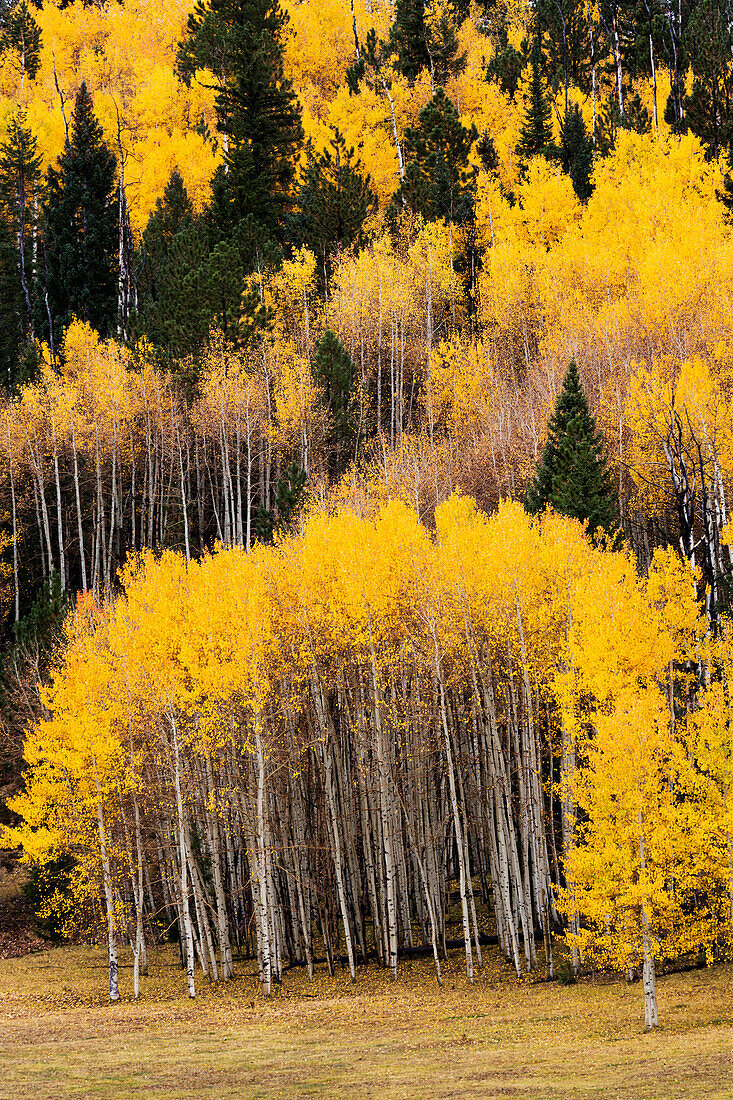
{"left": 537, "top": 0, "right": 592, "bottom": 115}
{"left": 135, "top": 169, "right": 195, "bottom": 340}
{"left": 682, "top": 0, "right": 733, "bottom": 161}
{"left": 43, "top": 84, "right": 118, "bottom": 343}
{"left": 138, "top": 220, "right": 269, "bottom": 359}
{"left": 177, "top": 0, "right": 303, "bottom": 244}
{"left": 525, "top": 360, "right": 618, "bottom": 540}
{"left": 2, "top": 1, "right": 41, "bottom": 86}
{"left": 485, "top": 26, "right": 524, "bottom": 98}
{"left": 0, "top": 110, "right": 42, "bottom": 355}
{"left": 561, "top": 103, "right": 594, "bottom": 199}
{"left": 389, "top": 88, "right": 477, "bottom": 225}
{"left": 312, "top": 329, "right": 359, "bottom": 479}
{"left": 516, "top": 33, "right": 556, "bottom": 165}
{"left": 389, "top": 0, "right": 431, "bottom": 80}
{"left": 291, "top": 131, "right": 377, "bottom": 292}
{"left": 251, "top": 462, "right": 307, "bottom": 543}
{"left": 143, "top": 170, "right": 195, "bottom": 269}
{"left": 389, "top": 0, "right": 466, "bottom": 86}
{"left": 0, "top": 220, "right": 22, "bottom": 388}
{"left": 595, "top": 92, "right": 650, "bottom": 157}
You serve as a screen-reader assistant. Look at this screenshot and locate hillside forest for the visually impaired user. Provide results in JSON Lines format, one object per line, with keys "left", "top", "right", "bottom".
{"left": 1, "top": 0, "right": 733, "bottom": 1033}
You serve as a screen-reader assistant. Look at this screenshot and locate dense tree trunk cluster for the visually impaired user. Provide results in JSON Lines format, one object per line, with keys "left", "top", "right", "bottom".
{"left": 11, "top": 494, "right": 728, "bottom": 1021}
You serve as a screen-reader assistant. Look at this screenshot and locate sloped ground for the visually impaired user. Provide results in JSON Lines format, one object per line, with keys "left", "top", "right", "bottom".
{"left": 0, "top": 944, "right": 731, "bottom": 1099}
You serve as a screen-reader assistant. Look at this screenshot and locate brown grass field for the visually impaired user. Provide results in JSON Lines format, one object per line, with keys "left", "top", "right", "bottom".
{"left": 0, "top": 937, "right": 732, "bottom": 1100}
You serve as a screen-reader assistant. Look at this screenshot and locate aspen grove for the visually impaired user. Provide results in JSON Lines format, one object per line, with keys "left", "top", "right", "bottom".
{"left": 6, "top": 497, "right": 733, "bottom": 1030}
{"left": 5, "top": 0, "right": 733, "bottom": 1042}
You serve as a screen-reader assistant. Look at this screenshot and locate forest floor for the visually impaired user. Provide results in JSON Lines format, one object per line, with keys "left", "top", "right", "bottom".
{"left": 0, "top": 938, "right": 732, "bottom": 1099}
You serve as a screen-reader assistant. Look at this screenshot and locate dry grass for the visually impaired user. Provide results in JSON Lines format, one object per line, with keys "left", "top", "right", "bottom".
{"left": 0, "top": 942, "right": 731, "bottom": 1099}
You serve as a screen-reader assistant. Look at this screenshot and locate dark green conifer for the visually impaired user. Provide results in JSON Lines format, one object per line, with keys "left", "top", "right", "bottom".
{"left": 43, "top": 83, "right": 118, "bottom": 342}
{"left": 312, "top": 329, "right": 359, "bottom": 479}
{"left": 134, "top": 169, "right": 196, "bottom": 346}
{"left": 388, "top": 0, "right": 465, "bottom": 85}
{"left": 389, "top": 0, "right": 431, "bottom": 80}
{"left": 3, "top": 1, "right": 41, "bottom": 84}
{"left": 0, "top": 110, "right": 42, "bottom": 366}
{"left": 142, "top": 169, "right": 195, "bottom": 267}
{"left": 291, "top": 131, "right": 377, "bottom": 292}
{"left": 485, "top": 25, "right": 524, "bottom": 98}
{"left": 476, "top": 130, "right": 500, "bottom": 174}
{"left": 177, "top": 0, "right": 303, "bottom": 243}
{"left": 516, "top": 33, "right": 556, "bottom": 164}
{"left": 139, "top": 220, "right": 269, "bottom": 359}
{"left": 525, "top": 359, "right": 618, "bottom": 540}
{"left": 251, "top": 462, "right": 307, "bottom": 543}
{"left": 389, "top": 88, "right": 477, "bottom": 224}
{"left": 537, "top": 0, "right": 592, "bottom": 112}
{"left": 561, "top": 103, "right": 593, "bottom": 199}
{"left": 595, "top": 91, "right": 650, "bottom": 156}
{"left": 682, "top": 0, "right": 733, "bottom": 161}
{"left": 0, "top": 220, "right": 22, "bottom": 388}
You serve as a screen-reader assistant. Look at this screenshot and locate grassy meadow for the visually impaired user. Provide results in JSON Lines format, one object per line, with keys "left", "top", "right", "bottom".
{"left": 1, "top": 943, "right": 732, "bottom": 1099}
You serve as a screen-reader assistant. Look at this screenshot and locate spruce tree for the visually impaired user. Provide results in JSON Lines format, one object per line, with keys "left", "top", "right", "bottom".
{"left": 141, "top": 169, "right": 195, "bottom": 268}
{"left": 0, "top": 110, "right": 42, "bottom": 355}
{"left": 389, "top": 0, "right": 431, "bottom": 80}
{"left": 595, "top": 91, "right": 651, "bottom": 157}
{"left": 389, "top": 88, "right": 477, "bottom": 225}
{"left": 525, "top": 360, "right": 618, "bottom": 540}
{"left": 516, "top": 33, "right": 556, "bottom": 164}
{"left": 138, "top": 219, "right": 269, "bottom": 359}
{"left": 537, "top": 0, "right": 592, "bottom": 113}
{"left": 561, "top": 103, "right": 593, "bottom": 199}
{"left": 2, "top": 1, "right": 41, "bottom": 85}
{"left": 177, "top": 0, "right": 303, "bottom": 244}
{"left": 485, "top": 26, "right": 524, "bottom": 99}
{"left": 0, "top": 220, "right": 22, "bottom": 388}
{"left": 43, "top": 83, "right": 118, "bottom": 342}
{"left": 134, "top": 169, "right": 196, "bottom": 345}
{"left": 682, "top": 0, "right": 733, "bottom": 161}
{"left": 251, "top": 462, "right": 307, "bottom": 544}
{"left": 312, "top": 329, "right": 359, "bottom": 479}
{"left": 291, "top": 131, "right": 377, "bottom": 292}
{"left": 388, "top": 0, "right": 465, "bottom": 85}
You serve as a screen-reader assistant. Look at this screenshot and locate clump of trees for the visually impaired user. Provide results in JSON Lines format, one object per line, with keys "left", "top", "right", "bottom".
{"left": 4, "top": 497, "right": 731, "bottom": 1029}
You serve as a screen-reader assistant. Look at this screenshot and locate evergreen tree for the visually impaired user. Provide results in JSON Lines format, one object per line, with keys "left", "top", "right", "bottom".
{"left": 682, "top": 0, "right": 733, "bottom": 161}
{"left": 525, "top": 360, "right": 618, "bottom": 540}
{"left": 0, "top": 110, "right": 42, "bottom": 369}
{"left": 138, "top": 218, "right": 269, "bottom": 359}
{"left": 595, "top": 90, "right": 650, "bottom": 156}
{"left": 561, "top": 103, "right": 594, "bottom": 199}
{"left": 476, "top": 130, "right": 500, "bottom": 174}
{"left": 0, "top": 220, "right": 22, "bottom": 388}
{"left": 516, "top": 34, "right": 557, "bottom": 164}
{"left": 177, "top": 0, "right": 303, "bottom": 244}
{"left": 134, "top": 168, "right": 195, "bottom": 344}
{"left": 388, "top": 88, "right": 477, "bottom": 224}
{"left": 43, "top": 83, "right": 118, "bottom": 343}
{"left": 661, "top": 0, "right": 695, "bottom": 131}
{"left": 291, "top": 131, "right": 377, "bottom": 292}
{"left": 537, "top": 0, "right": 592, "bottom": 112}
{"left": 389, "top": 0, "right": 431, "bottom": 80}
{"left": 389, "top": 0, "right": 466, "bottom": 86}
{"left": 251, "top": 462, "right": 307, "bottom": 543}
{"left": 312, "top": 329, "right": 359, "bottom": 479}
{"left": 485, "top": 25, "right": 525, "bottom": 98}
{"left": 2, "top": 1, "right": 41, "bottom": 85}
{"left": 142, "top": 169, "right": 195, "bottom": 272}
